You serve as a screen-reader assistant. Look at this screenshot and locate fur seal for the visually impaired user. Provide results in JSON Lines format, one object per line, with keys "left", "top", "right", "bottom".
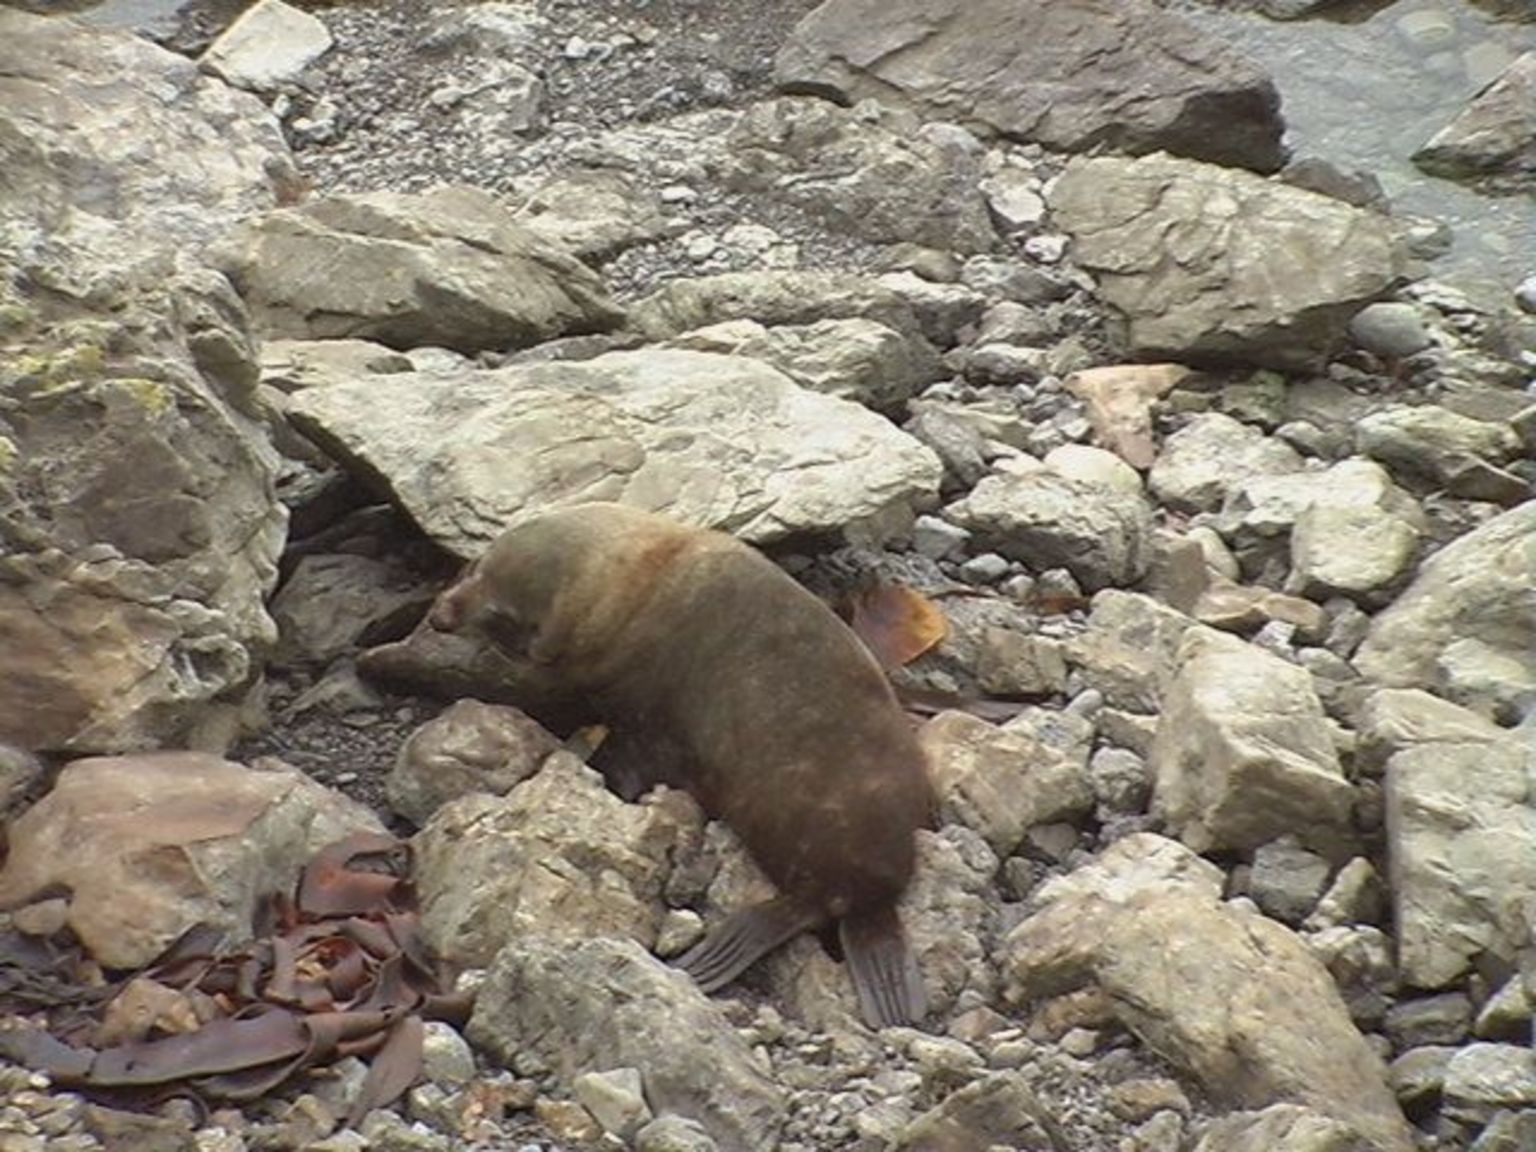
{"left": 428, "top": 502, "right": 932, "bottom": 1027}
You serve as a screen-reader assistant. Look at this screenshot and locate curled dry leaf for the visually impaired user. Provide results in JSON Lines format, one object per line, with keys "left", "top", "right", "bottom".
{"left": 848, "top": 581, "right": 949, "bottom": 670}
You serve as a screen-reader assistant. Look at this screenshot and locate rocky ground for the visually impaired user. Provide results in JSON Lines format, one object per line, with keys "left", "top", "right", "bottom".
{"left": 2, "top": 1, "right": 1535, "bottom": 1152}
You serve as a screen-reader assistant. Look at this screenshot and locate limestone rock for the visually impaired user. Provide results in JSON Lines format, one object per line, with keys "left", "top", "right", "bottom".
{"left": 413, "top": 753, "right": 700, "bottom": 968}
{"left": 722, "top": 96, "right": 996, "bottom": 254}
{"left": 1385, "top": 729, "right": 1535, "bottom": 989}
{"left": 1414, "top": 51, "right": 1536, "bottom": 191}
{"left": 467, "top": 936, "right": 786, "bottom": 1152}
{"left": 513, "top": 168, "right": 677, "bottom": 262}
{"left": 1051, "top": 153, "right": 1406, "bottom": 370}
{"left": 1354, "top": 688, "right": 1512, "bottom": 777}
{"left": 269, "top": 553, "right": 434, "bottom": 667}
{"left": 261, "top": 338, "right": 415, "bottom": 392}
{"left": 1003, "top": 834, "right": 1414, "bottom": 1152}
{"left": 0, "top": 14, "right": 292, "bottom": 752}
{"left": 0, "top": 753, "right": 383, "bottom": 968}
{"left": 918, "top": 710, "right": 1094, "bottom": 857}
{"left": 1193, "top": 1104, "right": 1382, "bottom": 1152}
{"left": 219, "top": 185, "right": 624, "bottom": 353}
{"left": 1065, "top": 363, "right": 1191, "bottom": 470}
{"left": 665, "top": 317, "right": 944, "bottom": 415}
{"left": 945, "top": 466, "right": 1155, "bottom": 591}
{"left": 386, "top": 700, "right": 560, "bottom": 826}
{"left": 199, "top": 0, "right": 333, "bottom": 93}
{"left": 289, "top": 349, "right": 939, "bottom": 555}
{"left": 1150, "top": 413, "right": 1305, "bottom": 514}
{"left": 629, "top": 270, "right": 920, "bottom": 342}
{"left": 1355, "top": 405, "right": 1522, "bottom": 500}
{"left": 775, "top": 0, "right": 1286, "bottom": 173}
{"left": 1441, "top": 1043, "right": 1536, "bottom": 1124}
{"left": 1150, "top": 628, "right": 1353, "bottom": 854}
{"left": 1065, "top": 590, "right": 1199, "bottom": 713}
{"left": 1354, "top": 501, "right": 1536, "bottom": 720}
{"left": 893, "top": 1072, "right": 1059, "bottom": 1151}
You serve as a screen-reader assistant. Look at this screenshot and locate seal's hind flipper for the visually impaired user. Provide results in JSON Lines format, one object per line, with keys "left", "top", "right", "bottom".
{"left": 675, "top": 897, "right": 820, "bottom": 993}
{"left": 839, "top": 905, "right": 926, "bottom": 1029}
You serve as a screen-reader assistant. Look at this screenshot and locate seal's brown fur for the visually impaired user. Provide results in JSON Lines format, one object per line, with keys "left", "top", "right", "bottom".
{"left": 429, "top": 503, "right": 933, "bottom": 1026}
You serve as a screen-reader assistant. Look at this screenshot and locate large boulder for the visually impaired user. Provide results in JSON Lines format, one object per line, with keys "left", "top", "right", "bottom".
{"left": 0, "top": 11, "right": 293, "bottom": 752}
{"left": 286, "top": 349, "right": 943, "bottom": 556}
{"left": 217, "top": 185, "right": 625, "bottom": 353}
{"left": 775, "top": 0, "right": 1287, "bottom": 173}
{"left": 1353, "top": 501, "right": 1536, "bottom": 721}
{"left": 1413, "top": 51, "right": 1536, "bottom": 193}
{"left": 1050, "top": 153, "right": 1408, "bottom": 370}
{"left": 1003, "top": 835, "right": 1415, "bottom": 1152}
{"left": 0, "top": 753, "right": 383, "bottom": 969}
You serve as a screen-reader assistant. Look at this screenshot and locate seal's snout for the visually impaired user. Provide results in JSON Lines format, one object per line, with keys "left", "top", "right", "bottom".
{"left": 427, "top": 596, "right": 461, "bottom": 632}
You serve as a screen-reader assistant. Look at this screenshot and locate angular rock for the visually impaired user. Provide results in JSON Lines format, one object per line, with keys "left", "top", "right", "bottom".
{"left": 629, "top": 270, "right": 920, "bottom": 342}
{"left": 1004, "top": 834, "right": 1414, "bottom": 1152}
{"left": 666, "top": 317, "right": 944, "bottom": 415}
{"left": 1051, "top": 153, "right": 1407, "bottom": 370}
{"left": 199, "top": 0, "right": 333, "bottom": 93}
{"left": 1347, "top": 302, "right": 1433, "bottom": 360}
{"left": 1, "top": 15, "right": 292, "bottom": 751}
{"left": 1150, "top": 413, "right": 1305, "bottom": 514}
{"left": 1385, "top": 729, "right": 1535, "bottom": 989}
{"left": 722, "top": 96, "right": 995, "bottom": 254}
{"left": 261, "top": 338, "right": 415, "bottom": 392}
{"left": 513, "top": 168, "right": 677, "bottom": 263}
{"left": 1192, "top": 1104, "right": 1383, "bottom": 1152}
{"left": 1354, "top": 688, "right": 1512, "bottom": 777}
{"left": 1065, "top": 590, "right": 1200, "bottom": 713}
{"left": 287, "top": 349, "right": 942, "bottom": 558}
{"left": 413, "top": 753, "right": 700, "bottom": 968}
{"left": 1413, "top": 51, "right": 1536, "bottom": 190}
{"left": 876, "top": 271, "right": 988, "bottom": 347}
{"left": 918, "top": 710, "right": 1094, "bottom": 857}
{"left": 0, "top": 752, "right": 383, "bottom": 968}
{"left": 946, "top": 466, "right": 1155, "bottom": 591}
{"left": 269, "top": 553, "right": 433, "bottom": 666}
{"left": 219, "top": 185, "right": 624, "bottom": 353}
{"left": 1354, "top": 501, "right": 1536, "bottom": 720}
{"left": 900, "top": 829, "right": 999, "bottom": 1026}
{"left": 775, "top": 0, "right": 1286, "bottom": 173}
{"left": 467, "top": 936, "right": 786, "bottom": 1152}
{"left": 1442, "top": 1043, "right": 1536, "bottom": 1124}
{"left": 386, "top": 700, "right": 560, "bottom": 826}
{"left": 893, "top": 1072, "right": 1059, "bottom": 1151}
{"left": 1150, "top": 628, "right": 1354, "bottom": 854}
{"left": 1355, "top": 405, "right": 1521, "bottom": 498}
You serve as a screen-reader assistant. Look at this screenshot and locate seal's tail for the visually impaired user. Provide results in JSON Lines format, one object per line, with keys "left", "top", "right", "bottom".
{"left": 840, "top": 904, "right": 927, "bottom": 1029}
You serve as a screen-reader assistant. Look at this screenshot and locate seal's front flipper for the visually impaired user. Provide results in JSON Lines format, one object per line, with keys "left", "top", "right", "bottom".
{"left": 840, "top": 905, "right": 926, "bottom": 1029}
{"left": 675, "top": 896, "right": 820, "bottom": 993}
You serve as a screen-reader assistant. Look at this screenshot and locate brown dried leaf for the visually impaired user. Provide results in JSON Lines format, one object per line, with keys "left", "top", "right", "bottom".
{"left": 297, "top": 833, "right": 408, "bottom": 919}
{"left": 849, "top": 582, "right": 948, "bottom": 670}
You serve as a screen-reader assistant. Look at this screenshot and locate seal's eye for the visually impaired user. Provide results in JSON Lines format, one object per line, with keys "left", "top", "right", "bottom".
{"left": 482, "top": 606, "right": 538, "bottom": 657}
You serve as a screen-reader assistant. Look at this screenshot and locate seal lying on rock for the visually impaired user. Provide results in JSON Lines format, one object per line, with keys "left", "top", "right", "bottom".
{"left": 428, "top": 502, "right": 933, "bottom": 1028}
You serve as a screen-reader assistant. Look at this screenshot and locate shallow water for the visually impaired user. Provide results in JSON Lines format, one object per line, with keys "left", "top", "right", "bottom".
{"left": 1187, "top": 0, "right": 1536, "bottom": 301}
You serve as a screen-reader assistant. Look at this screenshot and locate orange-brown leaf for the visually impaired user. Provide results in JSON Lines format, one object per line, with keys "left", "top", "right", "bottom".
{"left": 850, "top": 582, "right": 948, "bottom": 670}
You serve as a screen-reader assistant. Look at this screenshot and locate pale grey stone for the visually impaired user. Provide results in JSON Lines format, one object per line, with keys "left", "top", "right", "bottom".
{"left": 1044, "top": 443, "right": 1144, "bottom": 497}
{"left": 636, "top": 1115, "right": 720, "bottom": 1152}
{"left": 1249, "top": 838, "right": 1332, "bottom": 926}
{"left": 414, "top": 753, "right": 701, "bottom": 969}
{"left": 199, "top": 0, "right": 333, "bottom": 92}
{"left": 1150, "top": 413, "right": 1305, "bottom": 514}
{"left": 893, "top": 1072, "right": 1058, "bottom": 1151}
{"left": 918, "top": 709, "right": 1094, "bottom": 857}
{"left": 1192, "top": 1104, "right": 1381, "bottom": 1152}
{"left": 468, "top": 936, "right": 785, "bottom": 1152}
{"left": 1150, "top": 628, "right": 1353, "bottom": 854}
{"left": 386, "top": 700, "right": 559, "bottom": 826}
{"left": 1065, "top": 590, "right": 1200, "bottom": 713}
{"left": 946, "top": 466, "right": 1155, "bottom": 591}
{"left": 1385, "top": 735, "right": 1535, "bottom": 989}
{"left": 574, "top": 1067, "right": 652, "bottom": 1141}
{"left": 513, "top": 168, "right": 675, "bottom": 262}
{"left": 1347, "top": 302, "right": 1433, "bottom": 359}
{"left": 776, "top": 0, "right": 1286, "bottom": 172}
{"left": 1383, "top": 994, "right": 1473, "bottom": 1050}
{"left": 911, "top": 514, "right": 970, "bottom": 561}
{"left": 287, "top": 349, "right": 942, "bottom": 559}
{"left": 723, "top": 97, "right": 995, "bottom": 254}
{"left": 1414, "top": 52, "right": 1536, "bottom": 189}
{"left": 1004, "top": 835, "right": 1415, "bottom": 1152}
{"left": 419, "top": 1022, "right": 476, "bottom": 1089}
{"left": 1051, "top": 154, "right": 1407, "bottom": 370}
{"left": 1355, "top": 501, "right": 1536, "bottom": 720}
{"left": 219, "top": 185, "right": 624, "bottom": 353}
{"left": 1355, "top": 405, "right": 1520, "bottom": 491}
{"left": 1442, "top": 1043, "right": 1536, "bottom": 1124}
{"left": 630, "top": 270, "right": 920, "bottom": 342}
